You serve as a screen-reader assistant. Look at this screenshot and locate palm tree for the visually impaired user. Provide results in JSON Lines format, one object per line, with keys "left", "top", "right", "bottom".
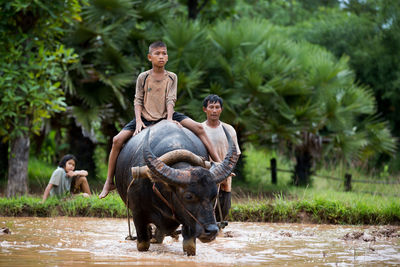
{"left": 34, "top": 0, "right": 173, "bottom": 177}
{"left": 205, "top": 18, "right": 396, "bottom": 185}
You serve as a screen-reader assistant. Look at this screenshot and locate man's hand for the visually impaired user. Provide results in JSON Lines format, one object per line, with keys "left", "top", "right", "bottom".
{"left": 134, "top": 120, "right": 146, "bottom": 135}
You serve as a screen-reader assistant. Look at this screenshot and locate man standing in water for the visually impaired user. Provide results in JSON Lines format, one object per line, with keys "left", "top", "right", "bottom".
{"left": 201, "top": 94, "right": 241, "bottom": 221}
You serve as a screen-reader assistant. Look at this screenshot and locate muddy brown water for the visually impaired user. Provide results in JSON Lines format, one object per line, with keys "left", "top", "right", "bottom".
{"left": 0, "top": 217, "right": 399, "bottom": 266}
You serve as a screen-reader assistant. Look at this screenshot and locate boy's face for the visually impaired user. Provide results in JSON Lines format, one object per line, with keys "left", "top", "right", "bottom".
{"left": 64, "top": 159, "right": 76, "bottom": 173}
{"left": 203, "top": 101, "right": 223, "bottom": 121}
{"left": 148, "top": 46, "right": 168, "bottom": 68}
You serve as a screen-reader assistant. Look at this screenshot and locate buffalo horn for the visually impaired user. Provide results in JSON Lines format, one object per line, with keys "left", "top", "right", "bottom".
{"left": 211, "top": 125, "right": 239, "bottom": 184}
{"left": 143, "top": 130, "right": 192, "bottom": 186}
{"left": 132, "top": 150, "right": 211, "bottom": 179}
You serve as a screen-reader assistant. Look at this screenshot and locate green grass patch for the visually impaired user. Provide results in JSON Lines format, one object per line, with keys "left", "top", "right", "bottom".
{"left": 229, "top": 188, "right": 400, "bottom": 225}
{"left": 27, "top": 157, "right": 55, "bottom": 192}
{"left": 0, "top": 192, "right": 126, "bottom": 217}
{"left": 1, "top": 190, "right": 398, "bottom": 225}
{"left": 240, "top": 144, "right": 294, "bottom": 191}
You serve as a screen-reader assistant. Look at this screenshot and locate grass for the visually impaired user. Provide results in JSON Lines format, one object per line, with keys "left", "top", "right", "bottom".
{"left": 0, "top": 192, "right": 126, "bottom": 217}
{"left": 0, "top": 188, "right": 398, "bottom": 225}
{"left": 230, "top": 188, "right": 400, "bottom": 224}
{"left": 239, "top": 143, "right": 400, "bottom": 197}
{"left": 27, "top": 157, "right": 56, "bottom": 192}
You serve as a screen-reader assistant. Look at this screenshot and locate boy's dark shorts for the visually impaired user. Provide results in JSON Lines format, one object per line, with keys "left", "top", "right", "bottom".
{"left": 122, "top": 112, "right": 188, "bottom": 131}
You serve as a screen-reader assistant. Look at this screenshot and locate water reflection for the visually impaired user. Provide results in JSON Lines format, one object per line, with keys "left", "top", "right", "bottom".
{"left": 0, "top": 217, "right": 399, "bottom": 266}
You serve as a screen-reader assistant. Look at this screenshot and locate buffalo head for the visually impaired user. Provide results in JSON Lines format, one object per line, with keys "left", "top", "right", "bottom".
{"left": 142, "top": 125, "right": 238, "bottom": 255}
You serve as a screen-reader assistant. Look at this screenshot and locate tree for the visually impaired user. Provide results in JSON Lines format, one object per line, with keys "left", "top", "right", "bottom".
{"left": 0, "top": 1, "right": 83, "bottom": 197}
{"left": 55, "top": 0, "right": 174, "bottom": 177}
{"left": 293, "top": 1, "right": 400, "bottom": 170}
{"left": 165, "top": 18, "right": 395, "bottom": 185}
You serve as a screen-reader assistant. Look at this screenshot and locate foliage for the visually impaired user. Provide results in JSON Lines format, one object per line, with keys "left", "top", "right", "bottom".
{"left": 27, "top": 158, "right": 55, "bottom": 190}
{"left": 202, "top": 18, "right": 395, "bottom": 183}
{"left": 2, "top": 0, "right": 398, "bottom": 194}
{"left": 241, "top": 144, "right": 400, "bottom": 196}
{"left": 0, "top": 0, "right": 87, "bottom": 197}
{"left": 234, "top": 0, "right": 340, "bottom": 26}
{"left": 241, "top": 143, "right": 294, "bottom": 189}
{"left": 64, "top": 0, "right": 176, "bottom": 132}
{"left": 290, "top": 0, "right": 400, "bottom": 170}
{"left": 0, "top": 1, "right": 83, "bottom": 141}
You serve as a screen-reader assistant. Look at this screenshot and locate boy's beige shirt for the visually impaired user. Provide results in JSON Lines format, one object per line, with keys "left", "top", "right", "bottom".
{"left": 134, "top": 70, "right": 177, "bottom": 121}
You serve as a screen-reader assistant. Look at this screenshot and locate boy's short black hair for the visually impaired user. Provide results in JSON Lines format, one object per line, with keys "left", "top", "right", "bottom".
{"left": 58, "top": 154, "right": 77, "bottom": 168}
{"left": 149, "top": 41, "right": 167, "bottom": 54}
{"left": 203, "top": 94, "right": 223, "bottom": 108}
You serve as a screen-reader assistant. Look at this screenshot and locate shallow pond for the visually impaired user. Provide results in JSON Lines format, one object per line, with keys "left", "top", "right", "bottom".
{"left": 0, "top": 217, "right": 399, "bottom": 266}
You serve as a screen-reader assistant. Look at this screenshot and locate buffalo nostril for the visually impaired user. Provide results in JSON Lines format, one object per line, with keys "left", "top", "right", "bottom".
{"left": 204, "top": 224, "right": 219, "bottom": 236}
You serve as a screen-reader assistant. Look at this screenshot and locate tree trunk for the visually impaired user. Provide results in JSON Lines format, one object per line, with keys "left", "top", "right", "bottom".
{"left": 187, "top": 0, "right": 209, "bottom": 20}
{"left": 293, "top": 149, "right": 313, "bottom": 186}
{"left": 188, "top": 0, "right": 199, "bottom": 19}
{"left": 0, "top": 141, "right": 8, "bottom": 181}
{"left": 233, "top": 125, "right": 245, "bottom": 182}
{"left": 101, "top": 121, "right": 119, "bottom": 161}
{"left": 7, "top": 129, "right": 30, "bottom": 197}
{"left": 67, "top": 121, "right": 96, "bottom": 180}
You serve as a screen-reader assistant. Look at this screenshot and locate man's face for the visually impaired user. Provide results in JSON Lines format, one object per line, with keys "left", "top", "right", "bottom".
{"left": 203, "top": 101, "right": 222, "bottom": 121}
{"left": 148, "top": 47, "right": 168, "bottom": 68}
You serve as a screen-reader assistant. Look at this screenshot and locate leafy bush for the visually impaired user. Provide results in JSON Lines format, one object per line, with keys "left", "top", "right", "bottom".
{"left": 28, "top": 157, "right": 55, "bottom": 190}
{"left": 242, "top": 144, "right": 294, "bottom": 190}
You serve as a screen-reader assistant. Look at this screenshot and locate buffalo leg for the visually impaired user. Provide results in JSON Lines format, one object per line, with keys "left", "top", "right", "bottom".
{"left": 182, "top": 226, "right": 196, "bottom": 256}
{"left": 216, "top": 191, "right": 231, "bottom": 222}
{"left": 151, "top": 226, "right": 165, "bottom": 244}
{"left": 134, "top": 219, "right": 151, "bottom": 251}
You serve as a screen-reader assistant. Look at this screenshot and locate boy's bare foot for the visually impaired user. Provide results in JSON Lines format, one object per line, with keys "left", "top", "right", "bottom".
{"left": 99, "top": 181, "right": 116, "bottom": 199}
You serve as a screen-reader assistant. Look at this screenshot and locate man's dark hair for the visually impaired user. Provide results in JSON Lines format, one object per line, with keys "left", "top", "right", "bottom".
{"left": 58, "top": 154, "right": 77, "bottom": 168}
{"left": 203, "top": 94, "right": 223, "bottom": 108}
{"left": 149, "top": 41, "right": 167, "bottom": 54}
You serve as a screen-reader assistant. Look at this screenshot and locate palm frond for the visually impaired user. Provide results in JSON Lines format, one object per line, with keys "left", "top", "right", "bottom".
{"left": 98, "top": 72, "right": 131, "bottom": 109}
{"left": 70, "top": 105, "right": 101, "bottom": 133}
{"left": 76, "top": 85, "right": 114, "bottom": 107}
{"left": 81, "top": 0, "right": 138, "bottom": 24}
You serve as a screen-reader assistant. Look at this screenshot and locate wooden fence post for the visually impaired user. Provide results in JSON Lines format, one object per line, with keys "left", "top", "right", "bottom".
{"left": 271, "top": 158, "right": 277, "bottom": 185}
{"left": 344, "top": 173, "right": 352, "bottom": 192}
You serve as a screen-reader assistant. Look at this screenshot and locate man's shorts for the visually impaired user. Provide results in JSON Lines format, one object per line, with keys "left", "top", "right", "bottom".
{"left": 122, "top": 112, "right": 188, "bottom": 131}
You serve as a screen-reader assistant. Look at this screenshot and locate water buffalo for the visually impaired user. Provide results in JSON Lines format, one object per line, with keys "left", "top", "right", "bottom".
{"left": 115, "top": 120, "right": 238, "bottom": 256}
